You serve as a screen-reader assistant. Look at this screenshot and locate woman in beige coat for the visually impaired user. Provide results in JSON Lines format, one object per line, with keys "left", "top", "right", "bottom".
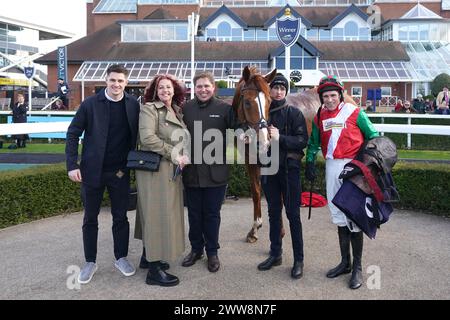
{"left": 135, "top": 74, "right": 189, "bottom": 287}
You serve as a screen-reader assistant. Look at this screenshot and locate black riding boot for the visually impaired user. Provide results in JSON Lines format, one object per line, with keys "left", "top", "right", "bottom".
{"left": 146, "top": 261, "right": 179, "bottom": 287}
{"left": 140, "top": 247, "right": 170, "bottom": 270}
{"left": 349, "top": 231, "right": 364, "bottom": 289}
{"left": 326, "top": 226, "right": 352, "bottom": 278}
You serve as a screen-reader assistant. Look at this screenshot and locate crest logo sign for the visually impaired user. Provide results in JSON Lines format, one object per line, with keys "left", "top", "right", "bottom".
{"left": 24, "top": 66, "right": 34, "bottom": 79}
{"left": 276, "top": 13, "right": 301, "bottom": 47}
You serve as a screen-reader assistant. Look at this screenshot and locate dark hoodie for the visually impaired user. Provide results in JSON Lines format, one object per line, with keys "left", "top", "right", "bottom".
{"left": 267, "top": 98, "right": 308, "bottom": 167}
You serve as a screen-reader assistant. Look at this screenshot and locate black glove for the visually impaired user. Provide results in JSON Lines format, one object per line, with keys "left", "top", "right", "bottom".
{"left": 305, "top": 162, "right": 317, "bottom": 182}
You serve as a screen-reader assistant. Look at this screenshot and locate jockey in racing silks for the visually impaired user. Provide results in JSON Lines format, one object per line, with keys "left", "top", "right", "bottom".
{"left": 304, "top": 75, "right": 379, "bottom": 290}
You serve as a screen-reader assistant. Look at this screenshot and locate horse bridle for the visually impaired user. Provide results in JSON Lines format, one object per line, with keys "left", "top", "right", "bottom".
{"left": 240, "top": 85, "right": 268, "bottom": 131}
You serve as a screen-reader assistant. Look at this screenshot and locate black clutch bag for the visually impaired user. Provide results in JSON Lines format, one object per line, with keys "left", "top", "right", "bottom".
{"left": 127, "top": 150, "right": 162, "bottom": 172}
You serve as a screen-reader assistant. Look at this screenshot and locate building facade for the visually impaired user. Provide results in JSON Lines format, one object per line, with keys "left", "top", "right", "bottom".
{"left": 37, "top": 0, "right": 450, "bottom": 108}
{"left": 0, "top": 16, "right": 73, "bottom": 109}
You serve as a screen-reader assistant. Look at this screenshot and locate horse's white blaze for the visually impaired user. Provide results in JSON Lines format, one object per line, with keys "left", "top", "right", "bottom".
{"left": 253, "top": 92, "right": 270, "bottom": 153}
{"left": 256, "top": 92, "right": 266, "bottom": 117}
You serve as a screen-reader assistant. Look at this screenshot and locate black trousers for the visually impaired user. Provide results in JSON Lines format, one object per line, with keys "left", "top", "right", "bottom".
{"left": 81, "top": 170, "right": 130, "bottom": 262}
{"left": 60, "top": 95, "right": 69, "bottom": 108}
{"left": 261, "top": 165, "right": 304, "bottom": 262}
{"left": 185, "top": 185, "right": 227, "bottom": 257}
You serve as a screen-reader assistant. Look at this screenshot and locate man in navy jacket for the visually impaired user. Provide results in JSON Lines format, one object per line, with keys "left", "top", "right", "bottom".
{"left": 65, "top": 64, "right": 139, "bottom": 284}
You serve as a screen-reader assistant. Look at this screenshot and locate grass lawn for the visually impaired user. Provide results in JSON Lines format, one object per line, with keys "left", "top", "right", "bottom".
{"left": 1, "top": 143, "right": 449, "bottom": 160}
{"left": 0, "top": 143, "right": 68, "bottom": 153}
{"left": 397, "top": 150, "right": 450, "bottom": 160}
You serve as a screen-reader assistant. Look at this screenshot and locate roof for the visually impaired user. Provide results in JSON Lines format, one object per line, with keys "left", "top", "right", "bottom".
{"left": 198, "top": 6, "right": 355, "bottom": 28}
{"left": 328, "top": 4, "right": 368, "bottom": 28}
{"left": 374, "top": 1, "right": 444, "bottom": 23}
{"left": 401, "top": 3, "right": 443, "bottom": 19}
{"left": 143, "top": 8, "right": 177, "bottom": 20}
{"left": 36, "top": 22, "right": 409, "bottom": 64}
{"left": 314, "top": 41, "right": 409, "bottom": 61}
{"left": 200, "top": 5, "right": 247, "bottom": 28}
{"left": 0, "top": 15, "right": 74, "bottom": 40}
{"left": 263, "top": 5, "right": 313, "bottom": 29}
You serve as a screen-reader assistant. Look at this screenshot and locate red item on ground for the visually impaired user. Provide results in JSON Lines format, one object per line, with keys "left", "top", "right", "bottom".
{"left": 300, "top": 192, "right": 327, "bottom": 207}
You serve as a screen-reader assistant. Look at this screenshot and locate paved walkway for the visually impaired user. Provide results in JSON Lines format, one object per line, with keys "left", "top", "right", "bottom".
{"left": 0, "top": 199, "right": 449, "bottom": 300}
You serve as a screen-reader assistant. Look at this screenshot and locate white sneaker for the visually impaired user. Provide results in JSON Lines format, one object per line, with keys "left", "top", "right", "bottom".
{"left": 78, "top": 262, "right": 98, "bottom": 284}
{"left": 114, "top": 257, "right": 136, "bottom": 277}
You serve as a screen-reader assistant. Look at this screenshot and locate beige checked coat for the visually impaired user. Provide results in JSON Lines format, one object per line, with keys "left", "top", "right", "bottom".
{"left": 134, "top": 101, "right": 188, "bottom": 262}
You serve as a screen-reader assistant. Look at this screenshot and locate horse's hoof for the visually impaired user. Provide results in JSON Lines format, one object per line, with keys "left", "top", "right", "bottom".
{"left": 246, "top": 231, "right": 258, "bottom": 243}
{"left": 246, "top": 235, "right": 258, "bottom": 243}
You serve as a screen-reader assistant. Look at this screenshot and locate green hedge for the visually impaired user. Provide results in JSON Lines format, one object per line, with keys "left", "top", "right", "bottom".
{"left": 228, "top": 161, "right": 450, "bottom": 217}
{"left": 1, "top": 161, "right": 449, "bottom": 229}
{"left": 0, "top": 164, "right": 110, "bottom": 228}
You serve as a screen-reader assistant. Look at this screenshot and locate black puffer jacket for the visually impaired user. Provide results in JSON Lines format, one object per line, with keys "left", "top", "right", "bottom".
{"left": 267, "top": 99, "right": 308, "bottom": 168}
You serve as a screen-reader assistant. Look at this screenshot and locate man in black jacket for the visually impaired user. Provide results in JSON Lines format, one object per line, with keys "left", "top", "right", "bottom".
{"left": 11, "top": 92, "right": 28, "bottom": 148}
{"left": 257, "top": 74, "right": 308, "bottom": 279}
{"left": 181, "top": 72, "right": 235, "bottom": 273}
{"left": 65, "top": 64, "right": 140, "bottom": 284}
{"left": 57, "top": 78, "right": 69, "bottom": 108}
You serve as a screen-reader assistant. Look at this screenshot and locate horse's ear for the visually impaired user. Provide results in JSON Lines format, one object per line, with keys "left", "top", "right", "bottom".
{"left": 264, "top": 69, "right": 277, "bottom": 84}
{"left": 243, "top": 66, "right": 251, "bottom": 82}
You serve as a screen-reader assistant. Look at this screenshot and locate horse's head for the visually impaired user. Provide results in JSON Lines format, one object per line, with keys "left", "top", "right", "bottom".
{"left": 232, "top": 66, "right": 277, "bottom": 154}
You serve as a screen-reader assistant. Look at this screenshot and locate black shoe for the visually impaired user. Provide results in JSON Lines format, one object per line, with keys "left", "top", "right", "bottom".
{"left": 146, "top": 268, "right": 179, "bottom": 287}
{"left": 349, "top": 267, "right": 363, "bottom": 289}
{"left": 291, "top": 261, "right": 303, "bottom": 279}
{"left": 182, "top": 251, "right": 203, "bottom": 267}
{"left": 207, "top": 255, "right": 220, "bottom": 273}
{"left": 257, "top": 256, "right": 282, "bottom": 271}
{"left": 327, "top": 226, "right": 352, "bottom": 278}
{"left": 139, "top": 256, "right": 170, "bottom": 271}
{"left": 326, "top": 262, "right": 351, "bottom": 278}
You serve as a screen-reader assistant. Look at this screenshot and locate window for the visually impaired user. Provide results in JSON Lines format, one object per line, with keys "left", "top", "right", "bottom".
{"left": 398, "top": 24, "right": 407, "bottom": 41}
{"left": 256, "top": 29, "right": 267, "bottom": 41}
{"left": 122, "top": 23, "right": 188, "bottom": 42}
{"left": 268, "top": 28, "right": 277, "bottom": 40}
{"left": 231, "top": 28, "right": 241, "bottom": 41}
{"left": 332, "top": 28, "right": 343, "bottom": 40}
{"left": 307, "top": 28, "right": 318, "bottom": 41}
{"left": 217, "top": 21, "right": 231, "bottom": 38}
{"left": 381, "top": 86, "right": 392, "bottom": 97}
{"left": 352, "top": 87, "right": 362, "bottom": 96}
{"left": 243, "top": 29, "right": 255, "bottom": 41}
{"left": 319, "top": 29, "right": 331, "bottom": 41}
{"left": 359, "top": 28, "right": 370, "bottom": 40}
{"left": 344, "top": 21, "right": 358, "bottom": 40}
{"left": 419, "top": 24, "right": 429, "bottom": 41}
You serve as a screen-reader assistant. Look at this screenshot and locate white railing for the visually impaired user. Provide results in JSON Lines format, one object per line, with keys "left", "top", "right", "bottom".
{"left": 1, "top": 113, "right": 448, "bottom": 151}
{"left": 0, "top": 122, "right": 71, "bottom": 136}
{"left": 369, "top": 113, "right": 450, "bottom": 149}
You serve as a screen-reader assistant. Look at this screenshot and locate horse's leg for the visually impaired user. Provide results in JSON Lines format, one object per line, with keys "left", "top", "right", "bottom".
{"left": 245, "top": 164, "right": 262, "bottom": 243}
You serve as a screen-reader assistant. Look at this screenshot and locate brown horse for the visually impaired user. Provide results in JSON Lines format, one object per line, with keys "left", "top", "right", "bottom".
{"left": 231, "top": 66, "right": 276, "bottom": 242}
{"left": 231, "top": 66, "right": 357, "bottom": 243}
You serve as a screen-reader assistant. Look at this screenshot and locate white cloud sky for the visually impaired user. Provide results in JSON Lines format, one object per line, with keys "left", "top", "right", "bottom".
{"left": 2, "top": 0, "right": 87, "bottom": 53}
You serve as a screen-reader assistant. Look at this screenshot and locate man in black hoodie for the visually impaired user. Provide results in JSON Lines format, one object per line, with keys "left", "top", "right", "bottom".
{"left": 257, "top": 74, "right": 308, "bottom": 279}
